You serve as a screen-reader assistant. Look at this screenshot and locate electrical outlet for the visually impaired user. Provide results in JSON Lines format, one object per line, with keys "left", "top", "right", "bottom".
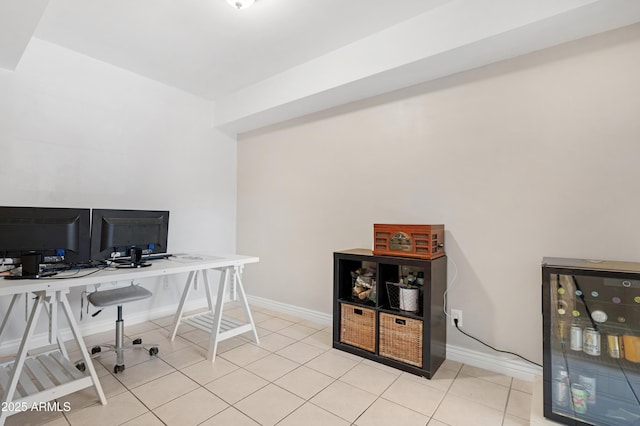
{"left": 451, "top": 309, "right": 463, "bottom": 327}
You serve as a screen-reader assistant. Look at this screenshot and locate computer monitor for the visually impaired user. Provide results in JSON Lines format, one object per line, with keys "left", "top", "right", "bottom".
{"left": 0, "top": 206, "right": 91, "bottom": 276}
{"left": 90, "top": 209, "right": 169, "bottom": 267}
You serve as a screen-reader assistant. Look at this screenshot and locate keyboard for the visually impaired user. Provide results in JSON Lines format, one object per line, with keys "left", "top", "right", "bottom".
{"left": 41, "top": 262, "right": 102, "bottom": 273}
{"left": 142, "top": 253, "right": 173, "bottom": 261}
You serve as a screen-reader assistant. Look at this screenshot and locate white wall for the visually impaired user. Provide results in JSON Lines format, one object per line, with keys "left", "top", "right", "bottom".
{"left": 0, "top": 38, "right": 236, "bottom": 346}
{"left": 237, "top": 23, "right": 640, "bottom": 365}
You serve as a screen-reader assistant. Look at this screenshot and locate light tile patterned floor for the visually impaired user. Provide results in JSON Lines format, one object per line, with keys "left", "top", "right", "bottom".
{"left": 5, "top": 303, "right": 535, "bottom": 425}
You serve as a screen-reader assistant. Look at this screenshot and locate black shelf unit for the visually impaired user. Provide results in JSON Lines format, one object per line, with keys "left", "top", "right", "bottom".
{"left": 542, "top": 257, "right": 640, "bottom": 426}
{"left": 333, "top": 248, "right": 447, "bottom": 378}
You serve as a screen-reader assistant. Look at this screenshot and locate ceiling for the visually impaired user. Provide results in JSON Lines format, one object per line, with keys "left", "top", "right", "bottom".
{"left": 3, "top": 0, "right": 640, "bottom": 134}
{"left": 34, "top": 0, "right": 450, "bottom": 100}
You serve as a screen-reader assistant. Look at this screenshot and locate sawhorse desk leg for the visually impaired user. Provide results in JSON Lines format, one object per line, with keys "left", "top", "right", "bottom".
{"left": 0, "top": 293, "right": 23, "bottom": 348}
{"left": 169, "top": 271, "right": 196, "bottom": 342}
{"left": 208, "top": 265, "right": 259, "bottom": 361}
{"left": 169, "top": 265, "right": 259, "bottom": 362}
{"left": 0, "top": 290, "right": 106, "bottom": 426}
{"left": 0, "top": 294, "right": 68, "bottom": 357}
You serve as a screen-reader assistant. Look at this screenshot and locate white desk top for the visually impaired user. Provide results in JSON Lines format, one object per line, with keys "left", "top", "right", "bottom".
{"left": 0, "top": 253, "right": 259, "bottom": 297}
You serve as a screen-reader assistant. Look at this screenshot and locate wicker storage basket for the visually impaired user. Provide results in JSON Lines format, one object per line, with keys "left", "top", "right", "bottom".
{"left": 340, "top": 303, "right": 376, "bottom": 352}
{"left": 379, "top": 312, "right": 423, "bottom": 367}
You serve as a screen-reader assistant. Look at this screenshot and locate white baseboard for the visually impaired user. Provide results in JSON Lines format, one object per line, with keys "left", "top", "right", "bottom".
{"left": 246, "top": 295, "right": 332, "bottom": 326}
{"left": 446, "top": 343, "right": 542, "bottom": 382}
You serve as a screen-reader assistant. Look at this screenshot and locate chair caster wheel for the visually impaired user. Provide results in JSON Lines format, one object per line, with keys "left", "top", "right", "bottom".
{"left": 91, "top": 346, "right": 102, "bottom": 355}
{"left": 75, "top": 362, "right": 86, "bottom": 372}
{"left": 133, "top": 338, "right": 142, "bottom": 345}
{"left": 149, "top": 347, "right": 159, "bottom": 356}
{"left": 114, "top": 364, "right": 125, "bottom": 374}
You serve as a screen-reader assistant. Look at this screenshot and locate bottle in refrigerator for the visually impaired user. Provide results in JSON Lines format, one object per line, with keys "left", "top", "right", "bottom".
{"left": 552, "top": 367, "right": 570, "bottom": 408}
{"left": 578, "top": 374, "right": 596, "bottom": 405}
{"left": 570, "top": 324, "right": 583, "bottom": 351}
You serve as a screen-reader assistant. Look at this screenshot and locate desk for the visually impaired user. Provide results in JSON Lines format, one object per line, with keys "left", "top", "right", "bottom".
{"left": 0, "top": 253, "right": 259, "bottom": 425}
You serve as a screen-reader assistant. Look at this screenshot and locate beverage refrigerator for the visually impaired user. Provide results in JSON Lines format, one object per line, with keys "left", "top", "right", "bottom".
{"left": 543, "top": 257, "right": 640, "bottom": 425}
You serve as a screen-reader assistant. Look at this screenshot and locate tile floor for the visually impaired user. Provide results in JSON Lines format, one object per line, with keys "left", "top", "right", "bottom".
{"left": 5, "top": 303, "right": 535, "bottom": 426}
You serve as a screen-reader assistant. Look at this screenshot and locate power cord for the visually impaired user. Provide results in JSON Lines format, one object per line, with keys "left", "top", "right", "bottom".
{"left": 443, "top": 256, "right": 459, "bottom": 321}
{"left": 453, "top": 318, "right": 542, "bottom": 367}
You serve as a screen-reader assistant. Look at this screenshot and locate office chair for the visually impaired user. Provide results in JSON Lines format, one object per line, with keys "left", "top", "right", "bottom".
{"left": 79, "top": 284, "right": 159, "bottom": 374}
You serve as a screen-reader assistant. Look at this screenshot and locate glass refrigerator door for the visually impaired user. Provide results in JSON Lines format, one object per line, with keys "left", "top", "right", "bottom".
{"left": 549, "top": 272, "right": 640, "bottom": 425}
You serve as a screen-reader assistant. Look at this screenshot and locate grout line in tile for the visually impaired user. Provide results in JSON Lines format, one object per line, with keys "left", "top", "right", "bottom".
{"left": 351, "top": 372, "right": 403, "bottom": 425}
{"left": 25, "top": 307, "right": 534, "bottom": 426}
{"left": 423, "top": 361, "right": 463, "bottom": 425}
{"left": 273, "top": 364, "right": 338, "bottom": 401}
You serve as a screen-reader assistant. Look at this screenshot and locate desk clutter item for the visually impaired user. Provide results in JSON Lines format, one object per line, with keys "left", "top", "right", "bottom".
{"left": 351, "top": 266, "right": 376, "bottom": 304}
{"left": 373, "top": 224, "right": 445, "bottom": 260}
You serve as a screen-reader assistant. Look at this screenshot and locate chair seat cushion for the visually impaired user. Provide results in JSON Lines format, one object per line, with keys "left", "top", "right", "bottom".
{"left": 88, "top": 285, "right": 152, "bottom": 307}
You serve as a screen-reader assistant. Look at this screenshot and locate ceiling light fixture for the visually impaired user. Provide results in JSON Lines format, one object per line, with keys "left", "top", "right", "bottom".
{"left": 226, "top": 0, "right": 255, "bottom": 10}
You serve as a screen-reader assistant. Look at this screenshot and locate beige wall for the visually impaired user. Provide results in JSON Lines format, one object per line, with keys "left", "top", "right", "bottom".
{"left": 237, "top": 23, "right": 640, "bottom": 363}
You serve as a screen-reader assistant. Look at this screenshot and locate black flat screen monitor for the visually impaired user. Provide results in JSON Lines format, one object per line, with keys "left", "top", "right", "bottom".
{"left": 0, "top": 206, "right": 91, "bottom": 266}
{"left": 91, "top": 209, "right": 169, "bottom": 266}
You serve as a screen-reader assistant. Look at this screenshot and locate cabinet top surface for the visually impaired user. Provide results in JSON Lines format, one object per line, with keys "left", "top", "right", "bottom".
{"left": 335, "top": 248, "right": 373, "bottom": 256}
{"left": 543, "top": 256, "right": 640, "bottom": 273}
{"left": 335, "top": 248, "right": 446, "bottom": 263}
